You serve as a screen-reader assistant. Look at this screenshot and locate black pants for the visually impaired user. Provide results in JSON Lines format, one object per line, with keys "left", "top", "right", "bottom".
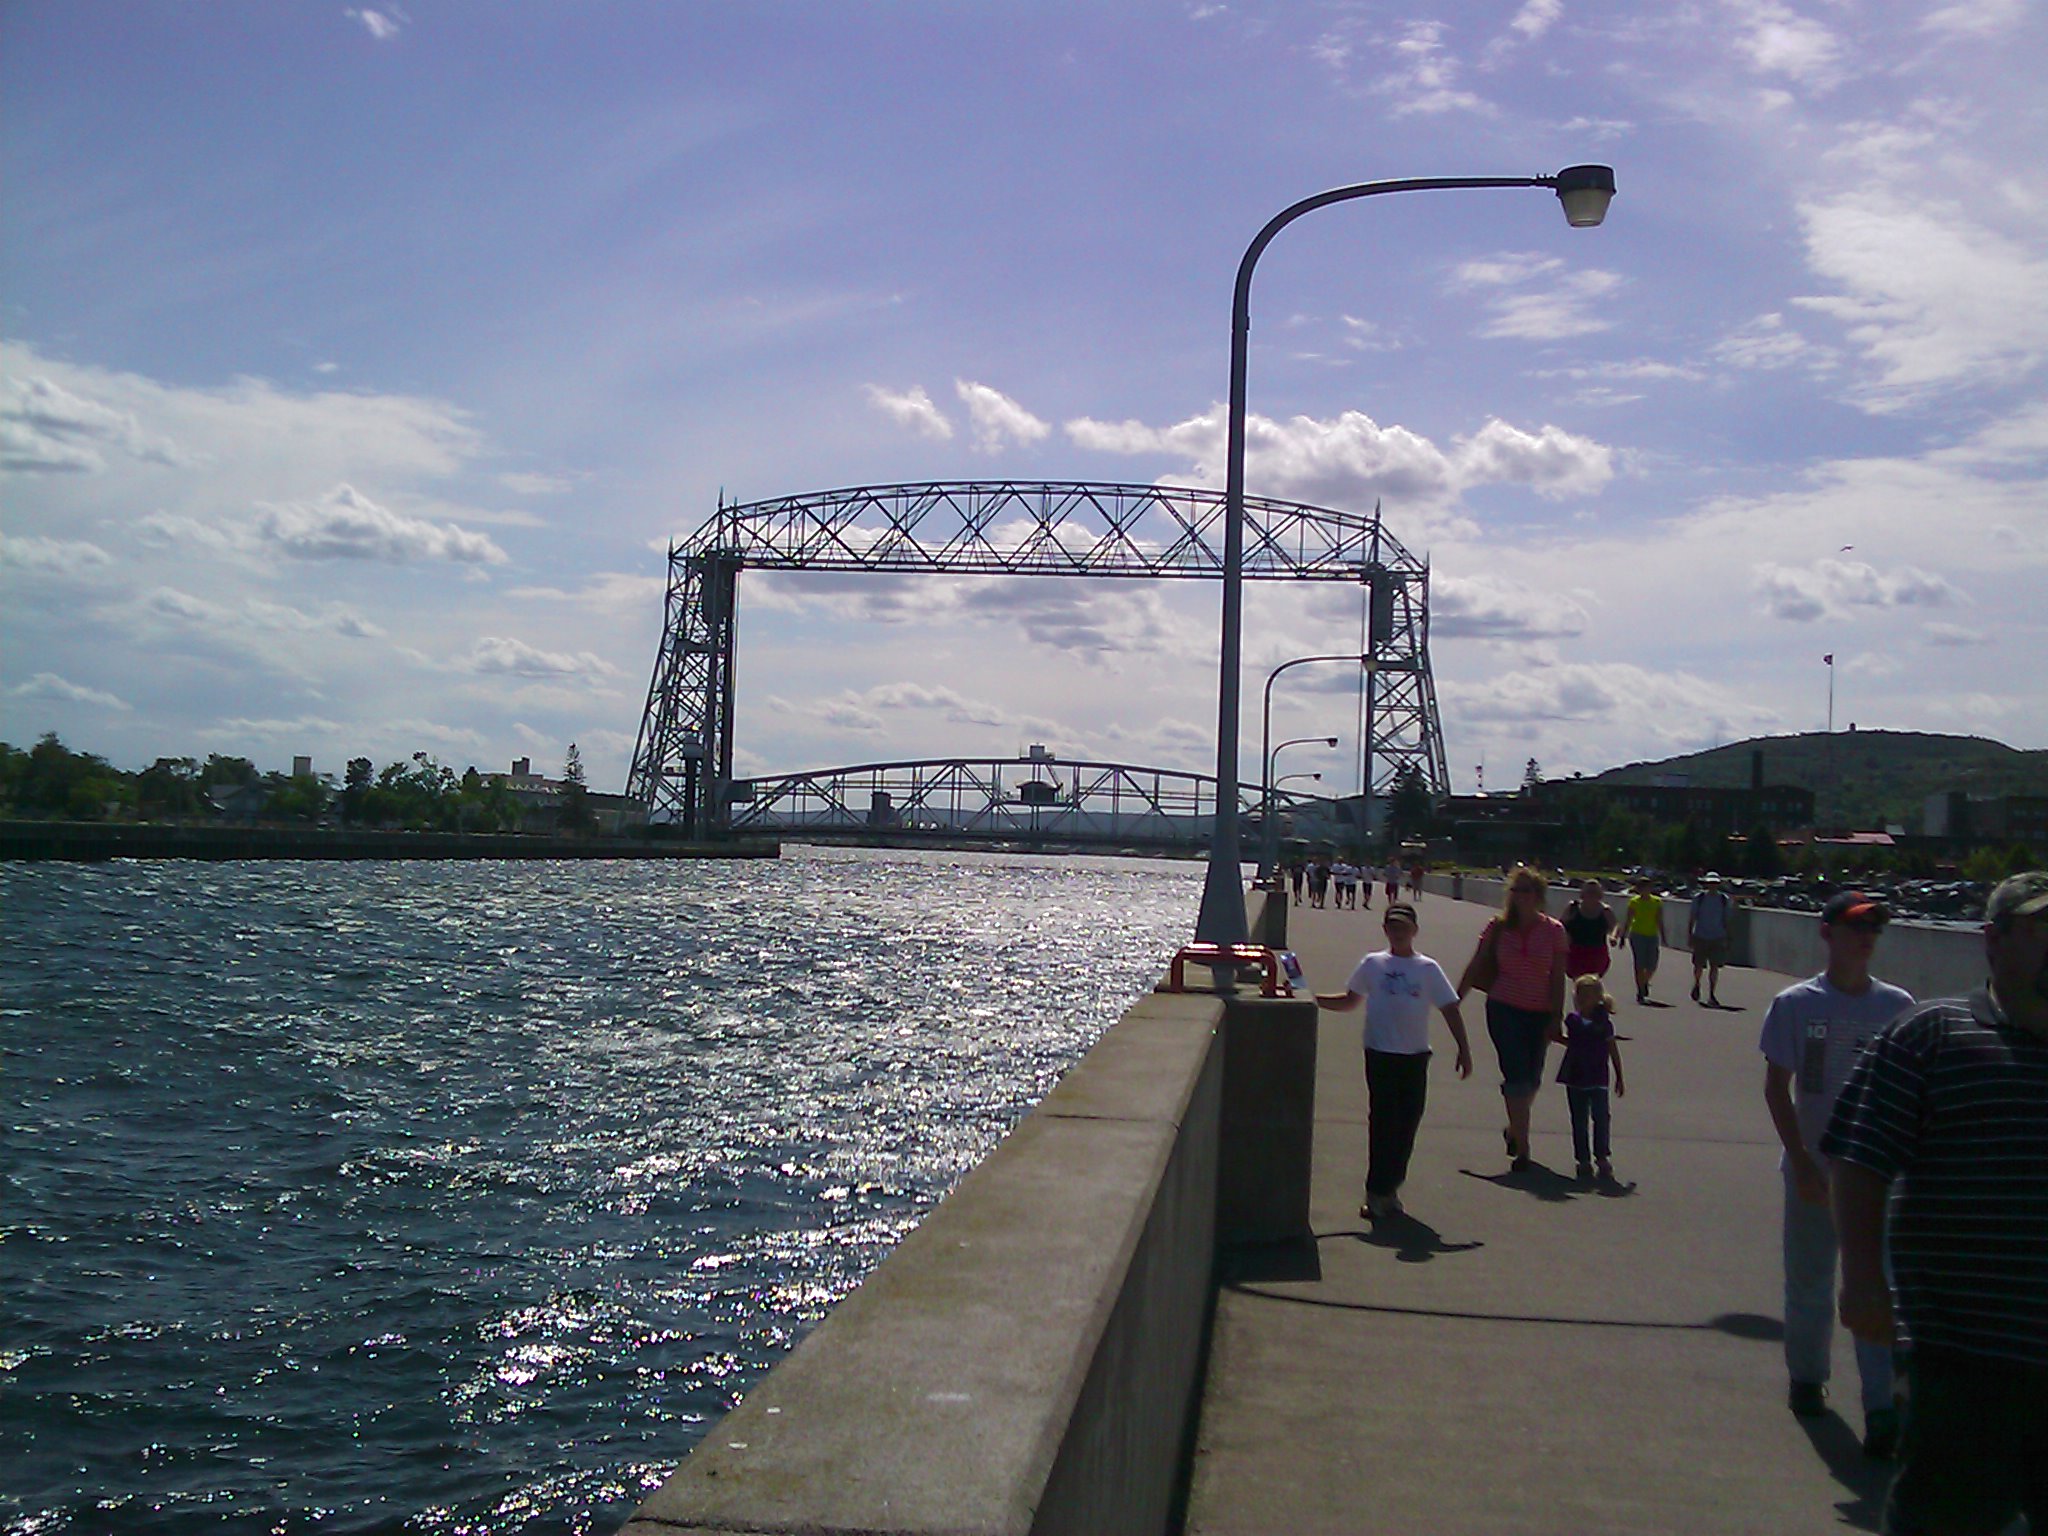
{"left": 1365, "top": 1049, "right": 1431, "bottom": 1196}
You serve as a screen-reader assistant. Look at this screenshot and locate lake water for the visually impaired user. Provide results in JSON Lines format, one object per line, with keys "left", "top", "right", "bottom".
{"left": 0, "top": 846, "right": 1204, "bottom": 1535}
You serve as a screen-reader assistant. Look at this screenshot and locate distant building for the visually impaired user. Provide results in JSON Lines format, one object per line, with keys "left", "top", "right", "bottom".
{"left": 1924, "top": 792, "right": 2048, "bottom": 847}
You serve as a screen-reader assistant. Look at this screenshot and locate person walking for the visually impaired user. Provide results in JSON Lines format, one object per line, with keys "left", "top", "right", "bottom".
{"left": 1289, "top": 859, "right": 1305, "bottom": 907}
{"left": 1620, "top": 876, "right": 1664, "bottom": 1004}
{"left": 1316, "top": 901, "right": 1472, "bottom": 1219}
{"left": 1381, "top": 858, "right": 1402, "bottom": 909}
{"left": 1824, "top": 871, "right": 2048, "bottom": 1531}
{"left": 1558, "top": 974, "right": 1625, "bottom": 1183}
{"left": 1309, "top": 858, "right": 1329, "bottom": 909}
{"left": 1688, "top": 873, "right": 1735, "bottom": 1006}
{"left": 1758, "top": 891, "right": 1915, "bottom": 1456}
{"left": 1459, "top": 865, "right": 1569, "bottom": 1171}
{"left": 1563, "top": 878, "right": 1617, "bottom": 981}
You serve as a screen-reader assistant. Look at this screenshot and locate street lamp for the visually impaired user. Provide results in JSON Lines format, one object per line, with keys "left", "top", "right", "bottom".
{"left": 1258, "top": 651, "right": 1372, "bottom": 877}
{"left": 1194, "top": 165, "right": 1617, "bottom": 949}
{"left": 1277, "top": 771, "right": 1323, "bottom": 791}
{"left": 1259, "top": 734, "right": 1338, "bottom": 876}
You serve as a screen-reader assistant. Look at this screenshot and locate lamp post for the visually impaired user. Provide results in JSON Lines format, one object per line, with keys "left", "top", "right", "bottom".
{"left": 1259, "top": 652, "right": 1372, "bottom": 878}
{"left": 1277, "top": 771, "right": 1323, "bottom": 792}
{"left": 1260, "top": 734, "right": 1337, "bottom": 879}
{"left": 1193, "top": 165, "right": 1617, "bottom": 949}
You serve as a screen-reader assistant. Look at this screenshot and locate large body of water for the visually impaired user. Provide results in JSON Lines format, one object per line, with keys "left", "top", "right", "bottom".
{"left": 1, "top": 847, "right": 1204, "bottom": 1535}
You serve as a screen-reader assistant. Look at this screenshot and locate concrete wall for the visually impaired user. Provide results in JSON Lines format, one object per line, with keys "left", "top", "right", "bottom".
{"left": 619, "top": 987, "right": 1230, "bottom": 1536}
{"left": 1422, "top": 873, "right": 1985, "bottom": 1003}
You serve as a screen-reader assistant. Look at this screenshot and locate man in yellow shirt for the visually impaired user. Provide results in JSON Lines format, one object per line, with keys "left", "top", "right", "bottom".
{"left": 1619, "top": 876, "right": 1665, "bottom": 1004}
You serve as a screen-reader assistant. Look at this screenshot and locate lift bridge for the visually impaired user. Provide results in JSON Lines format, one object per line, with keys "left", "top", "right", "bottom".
{"left": 625, "top": 481, "right": 1449, "bottom": 840}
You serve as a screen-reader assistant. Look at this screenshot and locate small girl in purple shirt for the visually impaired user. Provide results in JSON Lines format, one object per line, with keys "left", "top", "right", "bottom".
{"left": 1558, "top": 975, "right": 1627, "bottom": 1183}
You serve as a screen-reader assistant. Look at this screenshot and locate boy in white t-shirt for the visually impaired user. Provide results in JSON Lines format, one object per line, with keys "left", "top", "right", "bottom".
{"left": 1315, "top": 902, "right": 1473, "bottom": 1219}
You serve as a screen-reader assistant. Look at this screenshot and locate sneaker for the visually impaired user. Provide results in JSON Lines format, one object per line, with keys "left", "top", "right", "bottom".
{"left": 1575, "top": 1161, "right": 1595, "bottom": 1182}
{"left": 1361, "top": 1193, "right": 1388, "bottom": 1219}
{"left": 1383, "top": 1195, "right": 1405, "bottom": 1217}
{"left": 1691, "top": 981, "right": 1702, "bottom": 1001}
{"left": 1788, "top": 1380, "right": 1829, "bottom": 1418}
{"left": 1596, "top": 1159, "right": 1614, "bottom": 1182}
{"left": 1862, "top": 1406, "right": 1900, "bottom": 1460}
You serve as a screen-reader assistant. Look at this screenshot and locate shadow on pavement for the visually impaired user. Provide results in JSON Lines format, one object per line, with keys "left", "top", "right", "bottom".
{"left": 1219, "top": 1290, "right": 1795, "bottom": 1340}
{"left": 1460, "top": 1161, "right": 1582, "bottom": 1202}
{"left": 1347, "top": 1212, "right": 1486, "bottom": 1264}
{"left": 1797, "top": 1413, "right": 1888, "bottom": 1532}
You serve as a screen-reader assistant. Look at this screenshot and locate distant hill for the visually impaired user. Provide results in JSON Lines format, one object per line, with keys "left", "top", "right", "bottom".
{"left": 1590, "top": 730, "right": 2048, "bottom": 831}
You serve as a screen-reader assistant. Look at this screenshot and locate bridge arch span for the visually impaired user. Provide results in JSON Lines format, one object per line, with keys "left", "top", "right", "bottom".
{"left": 627, "top": 481, "right": 1447, "bottom": 831}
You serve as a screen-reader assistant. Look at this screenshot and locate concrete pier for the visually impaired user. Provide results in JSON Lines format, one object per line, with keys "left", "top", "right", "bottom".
{"left": 1184, "top": 892, "right": 1921, "bottom": 1536}
{"left": 620, "top": 887, "right": 1983, "bottom": 1536}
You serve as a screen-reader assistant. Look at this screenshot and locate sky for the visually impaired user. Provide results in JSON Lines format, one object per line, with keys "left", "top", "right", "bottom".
{"left": 3, "top": 0, "right": 2042, "bottom": 800}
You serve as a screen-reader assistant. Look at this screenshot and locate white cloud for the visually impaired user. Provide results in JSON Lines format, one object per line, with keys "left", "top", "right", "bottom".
{"left": 1509, "top": 0, "right": 1562, "bottom": 41}
{"left": 1064, "top": 403, "right": 1611, "bottom": 513}
{"left": 7, "top": 672, "right": 131, "bottom": 712}
{"left": 258, "top": 484, "right": 508, "bottom": 564}
{"left": 346, "top": 7, "right": 404, "bottom": 41}
{"left": 1793, "top": 191, "right": 2048, "bottom": 408}
{"left": 1375, "top": 20, "right": 1490, "bottom": 115}
{"left": 1457, "top": 254, "right": 1623, "bottom": 341}
{"left": 1726, "top": 0, "right": 1841, "bottom": 84}
{"left": 864, "top": 384, "right": 955, "bottom": 441}
{"left": 954, "top": 380, "right": 1049, "bottom": 453}
{"left": 1751, "top": 557, "right": 1965, "bottom": 622}
{"left": 1712, "top": 313, "right": 1828, "bottom": 372}
{"left": 1432, "top": 574, "right": 1591, "bottom": 641}
{"left": 498, "top": 471, "right": 574, "bottom": 495}
{"left": 0, "top": 531, "right": 114, "bottom": 577}
{"left": 1923, "top": 622, "right": 1988, "bottom": 647}
{"left": 1921, "top": 0, "right": 2025, "bottom": 37}
{"left": 463, "top": 636, "right": 619, "bottom": 679}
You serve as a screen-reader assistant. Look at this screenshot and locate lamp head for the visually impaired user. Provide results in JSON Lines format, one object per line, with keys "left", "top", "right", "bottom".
{"left": 1323, "top": 736, "right": 1339, "bottom": 746}
{"left": 1551, "top": 164, "right": 1616, "bottom": 228}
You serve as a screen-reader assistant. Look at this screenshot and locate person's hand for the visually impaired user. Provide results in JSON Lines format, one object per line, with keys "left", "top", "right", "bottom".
{"left": 1454, "top": 1045, "right": 1472, "bottom": 1079}
{"left": 1614, "top": 1077, "right": 1626, "bottom": 1098}
{"left": 1839, "top": 1279, "right": 1895, "bottom": 1346}
{"left": 1790, "top": 1153, "right": 1829, "bottom": 1207}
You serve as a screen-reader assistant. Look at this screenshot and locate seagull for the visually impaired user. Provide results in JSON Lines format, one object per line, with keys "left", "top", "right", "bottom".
{"left": 1840, "top": 544, "right": 1855, "bottom": 552}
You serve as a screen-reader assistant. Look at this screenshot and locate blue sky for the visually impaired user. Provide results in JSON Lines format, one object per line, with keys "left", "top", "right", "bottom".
{"left": 4, "top": 0, "right": 2042, "bottom": 798}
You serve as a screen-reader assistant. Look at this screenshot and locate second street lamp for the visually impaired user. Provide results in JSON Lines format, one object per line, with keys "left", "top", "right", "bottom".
{"left": 1193, "top": 165, "right": 1617, "bottom": 951}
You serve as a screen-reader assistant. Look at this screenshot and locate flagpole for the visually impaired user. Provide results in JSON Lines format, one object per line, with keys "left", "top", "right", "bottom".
{"left": 1826, "top": 653, "right": 1835, "bottom": 735}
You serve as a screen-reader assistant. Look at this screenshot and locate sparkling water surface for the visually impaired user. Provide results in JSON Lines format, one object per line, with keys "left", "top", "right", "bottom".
{"left": 0, "top": 847, "right": 1203, "bottom": 1535}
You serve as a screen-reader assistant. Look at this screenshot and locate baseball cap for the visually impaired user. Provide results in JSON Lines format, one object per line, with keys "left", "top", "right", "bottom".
{"left": 1384, "top": 902, "right": 1419, "bottom": 927}
{"left": 1985, "top": 870, "right": 2048, "bottom": 924}
{"left": 1822, "top": 890, "right": 1889, "bottom": 928}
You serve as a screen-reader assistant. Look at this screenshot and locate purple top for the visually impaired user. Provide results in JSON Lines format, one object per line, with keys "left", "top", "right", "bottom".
{"left": 1557, "top": 1007, "right": 1615, "bottom": 1089}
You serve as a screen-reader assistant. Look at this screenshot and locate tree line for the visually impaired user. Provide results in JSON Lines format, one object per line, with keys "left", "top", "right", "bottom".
{"left": 0, "top": 734, "right": 596, "bottom": 833}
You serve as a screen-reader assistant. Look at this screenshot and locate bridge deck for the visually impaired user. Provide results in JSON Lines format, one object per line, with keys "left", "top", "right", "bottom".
{"left": 1183, "top": 893, "right": 1893, "bottom": 1535}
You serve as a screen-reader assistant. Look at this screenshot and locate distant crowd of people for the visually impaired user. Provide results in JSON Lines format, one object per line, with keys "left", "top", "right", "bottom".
{"left": 1308, "top": 863, "right": 2048, "bottom": 1533}
{"left": 1285, "top": 856, "right": 1423, "bottom": 912}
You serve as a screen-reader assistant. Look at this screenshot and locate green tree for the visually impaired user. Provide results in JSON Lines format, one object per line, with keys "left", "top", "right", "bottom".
{"left": 1522, "top": 757, "right": 1543, "bottom": 794}
{"left": 137, "top": 757, "right": 205, "bottom": 819}
{"left": 559, "top": 743, "right": 593, "bottom": 832}
{"left": 1387, "top": 761, "right": 1432, "bottom": 838}
{"left": 200, "top": 753, "right": 261, "bottom": 790}
{"left": 341, "top": 757, "right": 374, "bottom": 824}
{"left": 18, "top": 733, "right": 130, "bottom": 820}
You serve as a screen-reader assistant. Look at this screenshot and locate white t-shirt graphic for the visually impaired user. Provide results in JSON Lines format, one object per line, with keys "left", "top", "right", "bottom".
{"left": 1343, "top": 950, "right": 1459, "bottom": 1055}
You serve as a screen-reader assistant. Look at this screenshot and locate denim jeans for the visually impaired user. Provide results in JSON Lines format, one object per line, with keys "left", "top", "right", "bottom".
{"left": 1783, "top": 1169, "right": 1895, "bottom": 1412}
{"left": 1566, "top": 1086, "right": 1610, "bottom": 1163}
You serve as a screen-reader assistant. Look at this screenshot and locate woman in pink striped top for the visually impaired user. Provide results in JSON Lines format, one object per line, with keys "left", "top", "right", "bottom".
{"left": 1459, "top": 865, "right": 1569, "bottom": 1170}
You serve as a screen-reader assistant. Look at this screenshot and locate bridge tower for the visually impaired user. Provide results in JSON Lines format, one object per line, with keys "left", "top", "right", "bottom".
{"left": 626, "top": 482, "right": 1450, "bottom": 832}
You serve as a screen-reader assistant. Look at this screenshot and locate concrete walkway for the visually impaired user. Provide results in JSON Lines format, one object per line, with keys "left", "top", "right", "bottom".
{"left": 1183, "top": 892, "right": 1895, "bottom": 1536}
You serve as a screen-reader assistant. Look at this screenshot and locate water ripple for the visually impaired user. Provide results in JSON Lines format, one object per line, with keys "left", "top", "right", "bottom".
{"left": 0, "top": 846, "right": 1200, "bottom": 1534}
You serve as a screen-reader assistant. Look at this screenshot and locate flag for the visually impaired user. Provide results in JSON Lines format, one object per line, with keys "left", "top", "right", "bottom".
{"left": 1823, "top": 654, "right": 1834, "bottom": 665}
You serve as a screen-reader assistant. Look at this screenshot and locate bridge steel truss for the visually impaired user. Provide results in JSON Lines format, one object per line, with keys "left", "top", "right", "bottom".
{"left": 627, "top": 481, "right": 1450, "bottom": 833}
{"left": 722, "top": 754, "right": 1328, "bottom": 850}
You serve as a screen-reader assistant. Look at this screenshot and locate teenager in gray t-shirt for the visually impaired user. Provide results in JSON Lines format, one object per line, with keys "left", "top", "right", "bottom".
{"left": 1758, "top": 891, "right": 1915, "bottom": 1455}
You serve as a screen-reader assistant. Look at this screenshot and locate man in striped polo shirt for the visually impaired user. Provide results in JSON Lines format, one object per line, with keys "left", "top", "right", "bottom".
{"left": 1824, "top": 870, "right": 2048, "bottom": 1536}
